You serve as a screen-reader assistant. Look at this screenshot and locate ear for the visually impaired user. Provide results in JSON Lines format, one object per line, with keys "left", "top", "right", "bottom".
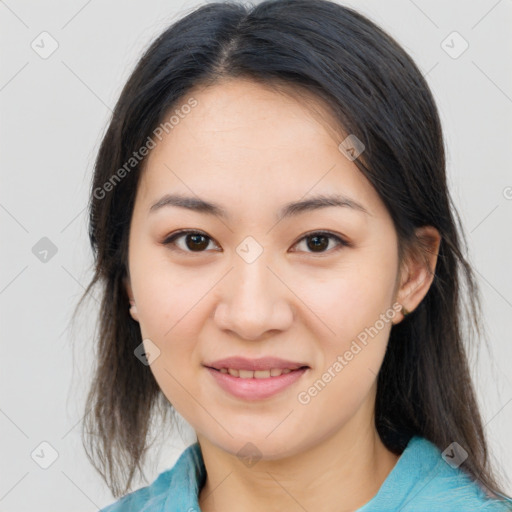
{"left": 124, "top": 274, "right": 139, "bottom": 323}
{"left": 393, "top": 226, "right": 441, "bottom": 324}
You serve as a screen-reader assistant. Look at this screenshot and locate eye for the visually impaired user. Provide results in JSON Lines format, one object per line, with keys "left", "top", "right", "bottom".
{"left": 162, "top": 230, "right": 220, "bottom": 253}
{"left": 162, "top": 229, "right": 350, "bottom": 255}
{"left": 291, "top": 230, "right": 350, "bottom": 255}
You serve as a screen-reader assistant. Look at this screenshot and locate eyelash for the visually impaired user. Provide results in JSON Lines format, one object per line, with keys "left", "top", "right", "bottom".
{"left": 162, "top": 229, "right": 350, "bottom": 256}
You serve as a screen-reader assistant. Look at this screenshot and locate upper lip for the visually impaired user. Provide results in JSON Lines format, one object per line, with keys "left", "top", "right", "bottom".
{"left": 204, "top": 356, "right": 309, "bottom": 371}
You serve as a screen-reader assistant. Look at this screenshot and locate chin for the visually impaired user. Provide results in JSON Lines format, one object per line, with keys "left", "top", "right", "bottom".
{"left": 206, "top": 427, "right": 304, "bottom": 462}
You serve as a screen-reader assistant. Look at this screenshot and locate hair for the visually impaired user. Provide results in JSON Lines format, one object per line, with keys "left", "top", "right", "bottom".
{"left": 74, "top": 0, "right": 512, "bottom": 503}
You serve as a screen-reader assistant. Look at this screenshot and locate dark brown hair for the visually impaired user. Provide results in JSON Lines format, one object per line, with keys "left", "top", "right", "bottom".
{"left": 74, "top": 0, "right": 512, "bottom": 503}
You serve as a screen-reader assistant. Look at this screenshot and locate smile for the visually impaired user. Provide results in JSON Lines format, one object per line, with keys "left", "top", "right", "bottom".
{"left": 205, "top": 366, "right": 309, "bottom": 400}
{"left": 214, "top": 367, "right": 304, "bottom": 378}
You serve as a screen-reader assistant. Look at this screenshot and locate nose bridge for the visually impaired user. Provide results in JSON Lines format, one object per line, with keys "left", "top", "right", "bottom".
{"left": 234, "top": 248, "right": 272, "bottom": 303}
{"left": 232, "top": 233, "right": 275, "bottom": 304}
{"left": 214, "top": 243, "right": 292, "bottom": 340}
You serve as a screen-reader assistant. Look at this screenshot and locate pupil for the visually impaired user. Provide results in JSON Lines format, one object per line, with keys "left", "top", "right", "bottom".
{"left": 186, "top": 234, "right": 208, "bottom": 251}
{"left": 308, "top": 235, "right": 328, "bottom": 252}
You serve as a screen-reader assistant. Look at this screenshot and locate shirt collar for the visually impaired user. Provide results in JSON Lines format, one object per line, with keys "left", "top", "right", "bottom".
{"left": 163, "top": 442, "right": 206, "bottom": 512}
{"left": 162, "top": 435, "right": 448, "bottom": 511}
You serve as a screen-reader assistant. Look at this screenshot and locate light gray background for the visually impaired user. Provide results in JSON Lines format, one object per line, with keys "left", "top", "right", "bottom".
{"left": 1, "top": 0, "right": 511, "bottom": 510}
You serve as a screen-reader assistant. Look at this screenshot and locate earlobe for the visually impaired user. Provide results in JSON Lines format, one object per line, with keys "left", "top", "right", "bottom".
{"left": 124, "top": 274, "right": 140, "bottom": 322}
{"left": 129, "top": 300, "right": 139, "bottom": 322}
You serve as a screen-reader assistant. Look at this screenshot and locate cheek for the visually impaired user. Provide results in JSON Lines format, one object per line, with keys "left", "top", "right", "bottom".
{"left": 295, "top": 276, "right": 393, "bottom": 427}
{"left": 130, "top": 254, "right": 212, "bottom": 412}
{"left": 292, "top": 251, "right": 397, "bottom": 410}
{"left": 131, "top": 262, "right": 205, "bottom": 411}
{"left": 131, "top": 248, "right": 206, "bottom": 339}
{"left": 294, "top": 257, "right": 397, "bottom": 348}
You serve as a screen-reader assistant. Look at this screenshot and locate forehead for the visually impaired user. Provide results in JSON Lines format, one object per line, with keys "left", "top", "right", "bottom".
{"left": 151, "top": 78, "right": 345, "bottom": 158}
{"left": 136, "top": 79, "right": 385, "bottom": 220}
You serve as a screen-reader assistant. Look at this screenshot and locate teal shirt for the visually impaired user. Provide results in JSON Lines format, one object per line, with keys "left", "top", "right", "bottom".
{"left": 100, "top": 436, "right": 512, "bottom": 511}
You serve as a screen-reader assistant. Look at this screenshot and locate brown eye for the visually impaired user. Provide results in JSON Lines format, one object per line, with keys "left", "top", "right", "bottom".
{"left": 184, "top": 233, "right": 209, "bottom": 251}
{"left": 306, "top": 234, "right": 329, "bottom": 252}
{"left": 163, "top": 230, "right": 219, "bottom": 253}
{"left": 292, "top": 231, "right": 349, "bottom": 254}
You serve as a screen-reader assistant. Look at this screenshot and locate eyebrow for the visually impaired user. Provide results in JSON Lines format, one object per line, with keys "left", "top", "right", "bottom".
{"left": 149, "top": 193, "right": 371, "bottom": 220}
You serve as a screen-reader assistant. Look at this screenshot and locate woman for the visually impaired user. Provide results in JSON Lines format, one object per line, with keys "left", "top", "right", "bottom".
{"left": 77, "top": 0, "right": 512, "bottom": 510}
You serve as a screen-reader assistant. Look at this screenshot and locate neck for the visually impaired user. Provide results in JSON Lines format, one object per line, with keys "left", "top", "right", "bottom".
{"left": 197, "top": 411, "right": 400, "bottom": 512}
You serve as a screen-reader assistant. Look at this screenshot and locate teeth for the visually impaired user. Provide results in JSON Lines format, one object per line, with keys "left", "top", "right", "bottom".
{"left": 219, "top": 368, "right": 301, "bottom": 378}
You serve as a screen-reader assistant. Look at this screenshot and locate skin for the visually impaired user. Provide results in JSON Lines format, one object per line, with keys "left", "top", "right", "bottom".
{"left": 125, "top": 78, "right": 441, "bottom": 512}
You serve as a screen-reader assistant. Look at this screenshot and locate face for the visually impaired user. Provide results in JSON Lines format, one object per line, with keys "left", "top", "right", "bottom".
{"left": 125, "top": 79, "right": 411, "bottom": 459}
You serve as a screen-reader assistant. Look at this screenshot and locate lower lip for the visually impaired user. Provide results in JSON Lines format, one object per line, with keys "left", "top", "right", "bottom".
{"left": 205, "top": 367, "right": 308, "bottom": 401}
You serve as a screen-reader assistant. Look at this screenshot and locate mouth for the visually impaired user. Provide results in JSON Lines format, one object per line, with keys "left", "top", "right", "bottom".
{"left": 206, "top": 366, "right": 309, "bottom": 379}
{"left": 203, "top": 355, "right": 310, "bottom": 373}
{"left": 203, "top": 357, "right": 310, "bottom": 400}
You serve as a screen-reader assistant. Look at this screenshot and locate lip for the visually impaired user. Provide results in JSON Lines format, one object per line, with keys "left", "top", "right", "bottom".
{"left": 205, "top": 366, "right": 309, "bottom": 400}
{"left": 204, "top": 356, "right": 309, "bottom": 371}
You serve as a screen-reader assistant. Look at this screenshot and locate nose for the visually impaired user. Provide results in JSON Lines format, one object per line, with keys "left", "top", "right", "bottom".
{"left": 213, "top": 255, "right": 294, "bottom": 341}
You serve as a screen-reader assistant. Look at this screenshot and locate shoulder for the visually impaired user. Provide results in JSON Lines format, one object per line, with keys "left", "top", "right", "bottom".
{"left": 396, "top": 437, "right": 512, "bottom": 512}
{"left": 99, "top": 442, "right": 204, "bottom": 512}
{"left": 99, "top": 468, "right": 173, "bottom": 512}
